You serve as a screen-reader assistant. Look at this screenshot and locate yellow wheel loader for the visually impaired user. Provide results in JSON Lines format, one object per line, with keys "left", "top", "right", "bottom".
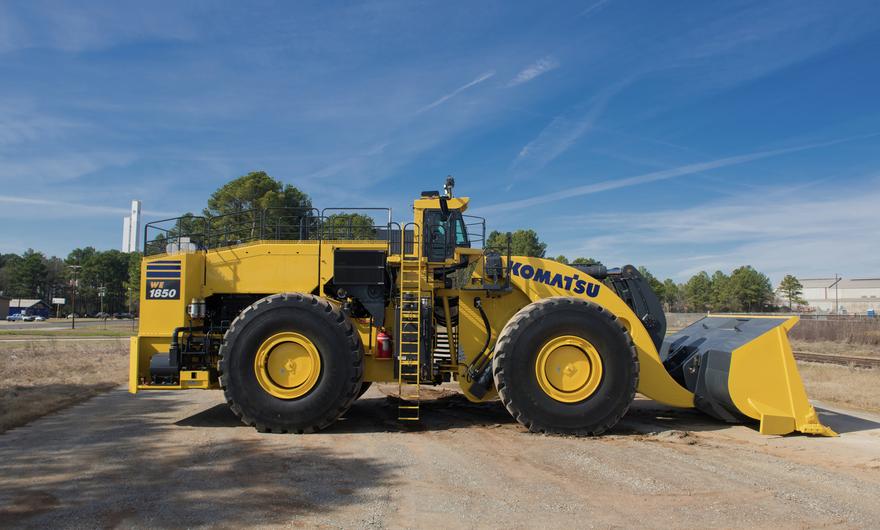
{"left": 130, "top": 178, "right": 834, "bottom": 436}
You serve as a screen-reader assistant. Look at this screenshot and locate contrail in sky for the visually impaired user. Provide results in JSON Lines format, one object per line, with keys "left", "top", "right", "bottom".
{"left": 475, "top": 134, "right": 878, "bottom": 215}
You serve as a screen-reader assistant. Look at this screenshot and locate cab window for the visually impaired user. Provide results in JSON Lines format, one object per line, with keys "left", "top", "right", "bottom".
{"left": 451, "top": 212, "right": 469, "bottom": 247}
{"left": 422, "top": 209, "right": 469, "bottom": 261}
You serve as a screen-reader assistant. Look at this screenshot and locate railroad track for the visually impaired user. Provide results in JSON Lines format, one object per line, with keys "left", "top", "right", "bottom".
{"left": 793, "top": 351, "right": 880, "bottom": 369}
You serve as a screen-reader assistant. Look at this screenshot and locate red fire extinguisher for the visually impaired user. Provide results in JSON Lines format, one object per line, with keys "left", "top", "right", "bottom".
{"left": 376, "top": 330, "right": 392, "bottom": 359}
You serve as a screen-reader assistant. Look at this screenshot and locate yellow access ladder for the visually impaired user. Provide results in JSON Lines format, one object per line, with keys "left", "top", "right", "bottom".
{"left": 398, "top": 224, "right": 422, "bottom": 421}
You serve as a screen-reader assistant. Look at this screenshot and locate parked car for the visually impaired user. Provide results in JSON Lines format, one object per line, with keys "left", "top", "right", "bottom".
{"left": 33, "top": 315, "right": 46, "bottom": 321}
{"left": 114, "top": 312, "right": 134, "bottom": 319}
{"left": 6, "top": 314, "right": 23, "bottom": 322}
{"left": 66, "top": 313, "right": 80, "bottom": 319}
{"left": 95, "top": 312, "right": 110, "bottom": 319}
{"left": 21, "top": 315, "right": 36, "bottom": 322}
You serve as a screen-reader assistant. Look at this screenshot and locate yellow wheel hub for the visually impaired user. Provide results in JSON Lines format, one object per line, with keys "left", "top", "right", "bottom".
{"left": 254, "top": 332, "right": 321, "bottom": 399}
{"left": 535, "top": 335, "right": 603, "bottom": 403}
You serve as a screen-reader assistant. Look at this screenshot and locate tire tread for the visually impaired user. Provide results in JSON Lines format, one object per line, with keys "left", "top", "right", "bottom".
{"left": 492, "top": 297, "right": 639, "bottom": 436}
{"left": 218, "top": 293, "right": 364, "bottom": 433}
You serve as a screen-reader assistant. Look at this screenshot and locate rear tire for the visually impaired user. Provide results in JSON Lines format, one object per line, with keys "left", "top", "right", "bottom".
{"left": 492, "top": 297, "right": 638, "bottom": 436}
{"left": 219, "top": 293, "right": 363, "bottom": 433}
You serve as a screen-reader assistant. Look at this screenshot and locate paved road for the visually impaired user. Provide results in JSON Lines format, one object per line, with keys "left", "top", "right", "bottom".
{"left": 0, "top": 319, "right": 136, "bottom": 331}
{"left": 1, "top": 386, "right": 879, "bottom": 528}
{"left": 0, "top": 337, "right": 128, "bottom": 343}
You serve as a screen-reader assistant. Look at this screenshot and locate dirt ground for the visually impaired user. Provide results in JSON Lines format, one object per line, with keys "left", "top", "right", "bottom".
{"left": 0, "top": 338, "right": 129, "bottom": 432}
{"left": 1, "top": 384, "right": 879, "bottom": 529}
{"left": 2, "top": 338, "right": 880, "bottom": 528}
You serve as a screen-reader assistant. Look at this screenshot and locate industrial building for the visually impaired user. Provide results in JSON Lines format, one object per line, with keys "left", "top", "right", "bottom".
{"left": 7, "top": 299, "right": 52, "bottom": 318}
{"left": 800, "top": 277, "right": 880, "bottom": 315}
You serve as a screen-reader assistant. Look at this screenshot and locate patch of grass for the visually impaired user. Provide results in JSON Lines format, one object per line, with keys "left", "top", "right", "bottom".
{"left": 0, "top": 340, "right": 129, "bottom": 432}
{"left": 798, "top": 362, "right": 880, "bottom": 412}
{"left": 790, "top": 339, "right": 880, "bottom": 359}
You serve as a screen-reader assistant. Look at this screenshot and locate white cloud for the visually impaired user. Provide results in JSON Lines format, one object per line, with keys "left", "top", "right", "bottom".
{"left": 511, "top": 77, "right": 634, "bottom": 175}
{"left": 580, "top": 0, "right": 610, "bottom": 18}
{"left": 481, "top": 134, "right": 873, "bottom": 215}
{"left": 507, "top": 56, "right": 559, "bottom": 87}
{"left": 553, "top": 180, "right": 880, "bottom": 281}
{"left": 0, "top": 152, "right": 136, "bottom": 183}
{"left": 416, "top": 71, "right": 495, "bottom": 114}
{"left": 0, "top": 3, "right": 197, "bottom": 54}
{"left": 0, "top": 194, "right": 173, "bottom": 218}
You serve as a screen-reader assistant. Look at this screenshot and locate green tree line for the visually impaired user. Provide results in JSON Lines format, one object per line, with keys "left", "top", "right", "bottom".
{"left": 488, "top": 228, "right": 797, "bottom": 313}
{"left": 0, "top": 248, "right": 141, "bottom": 316}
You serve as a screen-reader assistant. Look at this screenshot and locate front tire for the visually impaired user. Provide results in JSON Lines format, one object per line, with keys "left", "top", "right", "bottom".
{"left": 219, "top": 293, "right": 363, "bottom": 433}
{"left": 356, "top": 381, "right": 372, "bottom": 399}
{"left": 492, "top": 297, "right": 638, "bottom": 436}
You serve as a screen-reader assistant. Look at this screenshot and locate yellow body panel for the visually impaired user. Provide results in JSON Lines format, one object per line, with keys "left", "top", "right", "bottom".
{"left": 456, "top": 288, "right": 529, "bottom": 401}
{"left": 131, "top": 240, "right": 393, "bottom": 391}
{"left": 180, "top": 370, "right": 211, "bottom": 389}
{"left": 727, "top": 316, "right": 835, "bottom": 436}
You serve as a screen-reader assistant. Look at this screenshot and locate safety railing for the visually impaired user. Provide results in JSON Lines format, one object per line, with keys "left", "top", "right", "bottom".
{"left": 462, "top": 214, "right": 486, "bottom": 248}
{"left": 144, "top": 207, "right": 400, "bottom": 256}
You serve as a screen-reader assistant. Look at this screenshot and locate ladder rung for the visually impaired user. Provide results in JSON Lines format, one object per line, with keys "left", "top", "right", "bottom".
{"left": 398, "top": 244, "right": 422, "bottom": 425}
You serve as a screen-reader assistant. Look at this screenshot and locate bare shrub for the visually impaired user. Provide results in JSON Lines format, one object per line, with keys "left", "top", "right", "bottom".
{"left": 790, "top": 319, "right": 880, "bottom": 346}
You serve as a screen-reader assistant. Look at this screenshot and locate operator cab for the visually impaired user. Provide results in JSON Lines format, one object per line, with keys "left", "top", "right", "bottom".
{"left": 423, "top": 208, "right": 469, "bottom": 262}
{"left": 416, "top": 176, "right": 473, "bottom": 263}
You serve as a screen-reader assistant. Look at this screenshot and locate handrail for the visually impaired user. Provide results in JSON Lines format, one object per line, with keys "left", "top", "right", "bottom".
{"left": 462, "top": 214, "right": 486, "bottom": 248}
{"left": 143, "top": 206, "right": 400, "bottom": 255}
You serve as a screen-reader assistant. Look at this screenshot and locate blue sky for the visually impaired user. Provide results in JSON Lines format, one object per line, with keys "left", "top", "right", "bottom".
{"left": 1, "top": 0, "right": 879, "bottom": 282}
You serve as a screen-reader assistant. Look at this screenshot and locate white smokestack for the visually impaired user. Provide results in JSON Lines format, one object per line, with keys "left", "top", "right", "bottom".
{"left": 121, "top": 200, "right": 142, "bottom": 253}
{"left": 122, "top": 216, "right": 132, "bottom": 252}
{"left": 129, "top": 200, "right": 141, "bottom": 253}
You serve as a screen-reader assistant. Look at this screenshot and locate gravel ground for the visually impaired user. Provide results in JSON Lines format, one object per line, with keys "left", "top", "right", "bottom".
{"left": 1, "top": 385, "right": 879, "bottom": 529}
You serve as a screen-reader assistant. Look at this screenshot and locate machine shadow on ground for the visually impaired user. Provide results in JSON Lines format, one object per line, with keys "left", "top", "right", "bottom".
{"left": 176, "top": 393, "right": 518, "bottom": 433}
{"left": 814, "top": 407, "right": 880, "bottom": 434}
{"left": 174, "top": 392, "right": 790, "bottom": 437}
{"left": 0, "top": 392, "right": 398, "bottom": 528}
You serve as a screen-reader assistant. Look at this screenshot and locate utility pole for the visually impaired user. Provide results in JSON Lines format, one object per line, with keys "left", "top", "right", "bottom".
{"left": 69, "top": 265, "right": 82, "bottom": 330}
{"left": 835, "top": 273, "right": 840, "bottom": 316}
{"left": 98, "top": 285, "right": 106, "bottom": 314}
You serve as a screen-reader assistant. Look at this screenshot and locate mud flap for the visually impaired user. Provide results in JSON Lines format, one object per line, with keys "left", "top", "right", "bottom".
{"left": 660, "top": 316, "right": 835, "bottom": 436}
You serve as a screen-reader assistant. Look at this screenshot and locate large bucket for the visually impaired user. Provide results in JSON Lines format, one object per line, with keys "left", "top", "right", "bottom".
{"left": 660, "top": 315, "right": 835, "bottom": 436}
